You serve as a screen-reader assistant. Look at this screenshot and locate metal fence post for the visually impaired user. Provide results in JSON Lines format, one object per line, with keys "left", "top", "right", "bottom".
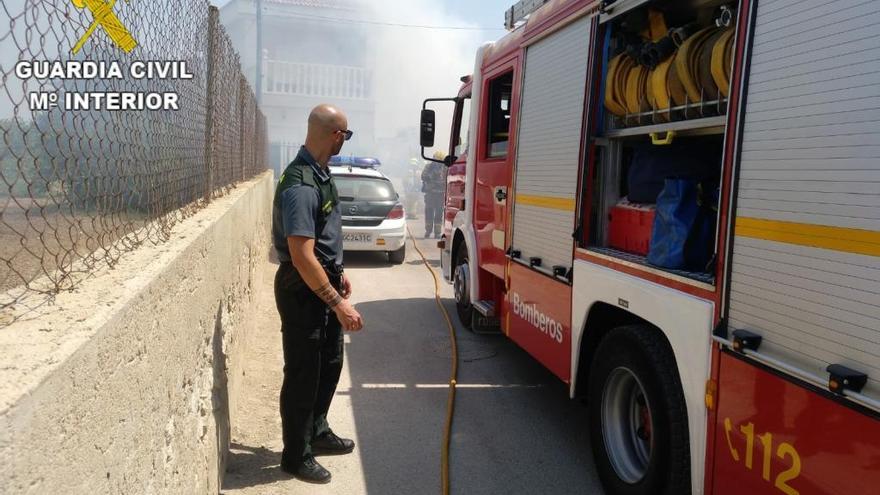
{"left": 253, "top": 109, "right": 259, "bottom": 176}
{"left": 203, "top": 6, "right": 219, "bottom": 200}
{"left": 239, "top": 76, "right": 247, "bottom": 182}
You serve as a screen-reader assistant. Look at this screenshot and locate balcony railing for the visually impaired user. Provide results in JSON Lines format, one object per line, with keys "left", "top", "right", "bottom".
{"left": 264, "top": 60, "right": 372, "bottom": 100}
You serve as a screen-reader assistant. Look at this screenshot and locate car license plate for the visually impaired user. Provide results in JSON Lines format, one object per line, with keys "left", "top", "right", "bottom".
{"left": 343, "top": 233, "right": 372, "bottom": 243}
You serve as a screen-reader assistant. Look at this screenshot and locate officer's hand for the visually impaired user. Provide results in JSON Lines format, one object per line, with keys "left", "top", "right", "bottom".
{"left": 333, "top": 299, "right": 364, "bottom": 332}
{"left": 340, "top": 274, "right": 352, "bottom": 299}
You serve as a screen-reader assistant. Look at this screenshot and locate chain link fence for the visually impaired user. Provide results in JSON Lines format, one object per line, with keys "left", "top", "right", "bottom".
{"left": 0, "top": 1, "right": 267, "bottom": 317}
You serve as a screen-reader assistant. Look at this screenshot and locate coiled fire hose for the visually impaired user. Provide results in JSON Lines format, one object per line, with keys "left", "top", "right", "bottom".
{"left": 407, "top": 226, "right": 459, "bottom": 495}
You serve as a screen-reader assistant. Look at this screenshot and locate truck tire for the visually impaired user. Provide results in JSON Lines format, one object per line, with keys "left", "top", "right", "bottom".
{"left": 588, "top": 325, "right": 690, "bottom": 495}
{"left": 389, "top": 245, "right": 406, "bottom": 264}
{"left": 453, "top": 243, "right": 473, "bottom": 329}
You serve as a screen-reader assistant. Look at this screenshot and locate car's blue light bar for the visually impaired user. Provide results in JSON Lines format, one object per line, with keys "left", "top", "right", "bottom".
{"left": 329, "top": 156, "right": 382, "bottom": 169}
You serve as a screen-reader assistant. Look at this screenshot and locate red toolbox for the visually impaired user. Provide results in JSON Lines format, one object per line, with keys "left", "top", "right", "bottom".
{"left": 608, "top": 200, "right": 655, "bottom": 256}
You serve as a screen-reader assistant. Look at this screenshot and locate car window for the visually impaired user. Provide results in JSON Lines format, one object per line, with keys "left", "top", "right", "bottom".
{"left": 335, "top": 176, "right": 396, "bottom": 202}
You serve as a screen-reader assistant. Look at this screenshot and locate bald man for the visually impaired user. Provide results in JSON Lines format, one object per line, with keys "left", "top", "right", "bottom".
{"left": 272, "top": 104, "right": 364, "bottom": 484}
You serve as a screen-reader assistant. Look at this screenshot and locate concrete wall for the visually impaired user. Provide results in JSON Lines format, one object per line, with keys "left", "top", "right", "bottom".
{"left": 0, "top": 172, "right": 274, "bottom": 494}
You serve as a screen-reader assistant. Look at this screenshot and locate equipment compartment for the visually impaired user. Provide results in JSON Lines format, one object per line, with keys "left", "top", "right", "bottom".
{"left": 588, "top": 132, "right": 724, "bottom": 284}
{"left": 584, "top": 0, "right": 738, "bottom": 285}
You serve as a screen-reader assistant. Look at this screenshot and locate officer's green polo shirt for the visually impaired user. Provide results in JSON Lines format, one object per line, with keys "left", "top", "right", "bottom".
{"left": 272, "top": 147, "right": 343, "bottom": 269}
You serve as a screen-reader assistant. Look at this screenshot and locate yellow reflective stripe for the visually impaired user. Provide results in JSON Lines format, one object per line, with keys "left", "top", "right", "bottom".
{"left": 735, "top": 217, "right": 880, "bottom": 257}
{"left": 515, "top": 194, "right": 576, "bottom": 212}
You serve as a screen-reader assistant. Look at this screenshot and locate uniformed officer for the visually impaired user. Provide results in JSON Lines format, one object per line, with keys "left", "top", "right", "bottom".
{"left": 272, "top": 104, "right": 364, "bottom": 484}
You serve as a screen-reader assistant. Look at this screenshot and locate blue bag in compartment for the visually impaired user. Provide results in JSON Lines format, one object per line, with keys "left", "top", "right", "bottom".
{"left": 647, "top": 179, "right": 717, "bottom": 271}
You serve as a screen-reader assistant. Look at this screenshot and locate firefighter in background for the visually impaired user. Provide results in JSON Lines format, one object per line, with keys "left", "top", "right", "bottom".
{"left": 403, "top": 159, "right": 422, "bottom": 219}
{"left": 421, "top": 151, "right": 447, "bottom": 239}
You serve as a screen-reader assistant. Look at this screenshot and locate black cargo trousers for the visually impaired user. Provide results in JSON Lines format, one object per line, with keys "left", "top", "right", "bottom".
{"left": 274, "top": 261, "right": 343, "bottom": 468}
{"left": 424, "top": 191, "right": 444, "bottom": 235}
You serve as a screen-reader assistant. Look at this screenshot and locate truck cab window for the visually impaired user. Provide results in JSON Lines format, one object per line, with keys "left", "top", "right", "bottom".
{"left": 486, "top": 72, "right": 513, "bottom": 158}
{"left": 454, "top": 96, "right": 472, "bottom": 158}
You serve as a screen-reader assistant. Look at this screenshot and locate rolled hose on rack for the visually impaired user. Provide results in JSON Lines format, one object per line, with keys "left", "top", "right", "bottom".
{"left": 604, "top": 20, "right": 735, "bottom": 118}
{"left": 697, "top": 28, "right": 728, "bottom": 98}
{"left": 605, "top": 53, "right": 633, "bottom": 116}
{"left": 711, "top": 28, "right": 735, "bottom": 97}
{"left": 673, "top": 26, "right": 717, "bottom": 103}
{"left": 625, "top": 64, "right": 651, "bottom": 114}
{"left": 649, "top": 56, "right": 674, "bottom": 117}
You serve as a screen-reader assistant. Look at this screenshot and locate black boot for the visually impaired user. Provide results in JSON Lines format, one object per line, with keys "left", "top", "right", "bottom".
{"left": 282, "top": 455, "right": 331, "bottom": 484}
{"left": 311, "top": 429, "right": 355, "bottom": 456}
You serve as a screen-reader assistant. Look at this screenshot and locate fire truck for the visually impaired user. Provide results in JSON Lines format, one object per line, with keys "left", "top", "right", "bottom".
{"left": 418, "top": 0, "right": 880, "bottom": 494}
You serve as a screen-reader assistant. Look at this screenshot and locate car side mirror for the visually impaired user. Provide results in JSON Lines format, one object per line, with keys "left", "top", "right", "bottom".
{"left": 420, "top": 109, "right": 436, "bottom": 148}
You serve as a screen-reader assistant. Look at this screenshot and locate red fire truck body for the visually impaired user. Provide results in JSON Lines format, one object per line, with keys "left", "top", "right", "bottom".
{"left": 423, "top": 0, "right": 880, "bottom": 494}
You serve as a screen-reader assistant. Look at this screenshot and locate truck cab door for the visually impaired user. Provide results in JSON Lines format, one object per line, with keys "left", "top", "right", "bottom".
{"left": 474, "top": 68, "right": 517, "bottom": 281}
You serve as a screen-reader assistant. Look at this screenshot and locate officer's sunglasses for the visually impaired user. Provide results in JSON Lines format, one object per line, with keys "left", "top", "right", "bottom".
{"left": 335, "top": 129, "right": 354, "bottom": 141}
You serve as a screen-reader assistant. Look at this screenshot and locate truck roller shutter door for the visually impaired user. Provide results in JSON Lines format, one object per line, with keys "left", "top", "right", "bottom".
{"left": 510, "top": 15, "right": 592, "bottom": 276}
{"left": 727, "top": 0, "right": 880, "bottom": 399}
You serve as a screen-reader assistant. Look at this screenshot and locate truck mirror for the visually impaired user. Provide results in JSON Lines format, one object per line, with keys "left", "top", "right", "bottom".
{"left": 420, "top": 109, "right": 436, "bottom": 148}
{"left": 420, "top": 97, "right": 457, "bottom": 164}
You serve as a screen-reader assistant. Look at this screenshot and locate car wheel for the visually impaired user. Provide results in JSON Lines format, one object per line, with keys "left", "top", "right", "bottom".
{"left": 453, "top": 243, "right": 473, "bottom": 329}
{"left": 388, "top": 245, "right": 406, "bottom": 264}
{"left": 588, "top": 325, "right": 690, "bottom": 495}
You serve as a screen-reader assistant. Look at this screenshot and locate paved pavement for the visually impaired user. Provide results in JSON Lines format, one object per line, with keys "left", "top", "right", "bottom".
{"left": 221, "top": 229, "right": 605, "bottom": 495}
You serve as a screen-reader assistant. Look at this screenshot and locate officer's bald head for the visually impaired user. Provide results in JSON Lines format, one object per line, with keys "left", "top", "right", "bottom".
{"left": 304, "top": 104, "right": 350, "bottom": 164}
{"left": 308, "top": 104, "right": 346, "bottom": 134}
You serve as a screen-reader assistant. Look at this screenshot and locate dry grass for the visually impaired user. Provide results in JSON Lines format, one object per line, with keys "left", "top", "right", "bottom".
{"left": 0, "top": 199, "right": 149, "bottom": 295}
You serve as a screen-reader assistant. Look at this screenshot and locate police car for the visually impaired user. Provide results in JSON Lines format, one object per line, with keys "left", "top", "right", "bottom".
{"left": 329, "top": 156, "right": 407, "bottom": 264}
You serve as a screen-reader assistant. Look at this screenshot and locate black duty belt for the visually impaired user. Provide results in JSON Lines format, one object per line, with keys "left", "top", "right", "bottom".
{"left": 280, "top": 260, "right": 343, "bottom": 275}
{"left": 324, "top": 262, "right": 344, "bottom": 277}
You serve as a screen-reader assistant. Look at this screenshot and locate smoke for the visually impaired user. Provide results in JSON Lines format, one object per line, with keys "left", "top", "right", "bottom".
{"left": 216, "top": 0, "right": 502, "bottom": 176}
{"left": 296, "top": 0, "right": 495, "bottom": 178}
{"left": 354, "top": 0, "right": 494, "bottom": 178}
{"left": 362, "top": 0, "right": 485, "bottom": 141}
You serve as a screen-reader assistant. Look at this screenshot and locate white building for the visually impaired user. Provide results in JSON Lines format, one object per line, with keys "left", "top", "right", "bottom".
{"left": 219, "top": 0, "right": 377, "bottom": 175}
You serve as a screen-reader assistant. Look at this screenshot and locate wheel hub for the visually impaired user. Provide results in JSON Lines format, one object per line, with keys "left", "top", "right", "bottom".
{"left": 601, "top": 367, "right": 653, "bottom": 484}
{"left": 453, "top": 262, "right": 469, "bottom": 306}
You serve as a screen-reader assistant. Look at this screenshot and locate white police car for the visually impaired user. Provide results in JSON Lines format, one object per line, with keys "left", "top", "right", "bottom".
{"left": 329, "top": 156, "right": 407, "bottom": 264}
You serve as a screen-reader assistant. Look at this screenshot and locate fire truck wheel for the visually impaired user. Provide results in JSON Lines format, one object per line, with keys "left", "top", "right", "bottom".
{"left": 453, "top": 243, "right": 473, "bottom": 329}
{"left": 588, "top": 325, "right": 690, "bottom": 495}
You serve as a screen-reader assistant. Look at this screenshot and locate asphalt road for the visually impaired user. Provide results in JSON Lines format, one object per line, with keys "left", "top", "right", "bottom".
{"left": 222, "top": 228, "right": 605, "bottom": 495}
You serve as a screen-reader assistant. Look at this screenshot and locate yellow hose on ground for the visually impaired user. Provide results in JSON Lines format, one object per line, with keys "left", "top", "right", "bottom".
{"left": 407, "top": 226, "right": 458, "bottom": 495}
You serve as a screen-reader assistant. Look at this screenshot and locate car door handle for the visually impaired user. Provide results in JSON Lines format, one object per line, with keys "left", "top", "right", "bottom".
{"left": 495, "top": 187, "right": 507, "bottom": 202}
